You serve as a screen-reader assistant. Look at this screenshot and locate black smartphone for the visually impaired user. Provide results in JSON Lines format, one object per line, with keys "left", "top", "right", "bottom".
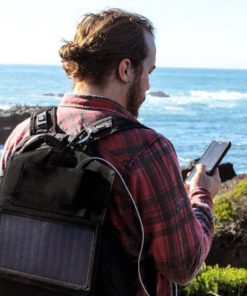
{"left": 185, "top": 140, "right": 231, "bottom": 184}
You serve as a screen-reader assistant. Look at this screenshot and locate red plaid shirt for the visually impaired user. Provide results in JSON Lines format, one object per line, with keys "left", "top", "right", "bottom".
{"left": 0, "top": 94, "right": 214, "bottom": 296}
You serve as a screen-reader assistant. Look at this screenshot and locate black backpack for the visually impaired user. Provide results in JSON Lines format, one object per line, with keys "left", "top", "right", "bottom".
{"left": 0, "top": 107, "right": 148, "bottom": 296}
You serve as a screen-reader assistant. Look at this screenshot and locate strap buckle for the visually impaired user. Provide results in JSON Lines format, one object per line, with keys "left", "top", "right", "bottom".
{"left": 72, "top": 117, "right": 113, "bottom": 146}
{"left": 35, "top": 111, "right": 48, "bottom": 130}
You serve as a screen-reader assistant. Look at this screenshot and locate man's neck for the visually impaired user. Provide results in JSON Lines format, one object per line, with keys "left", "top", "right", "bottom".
{"left": 73, "top": 80, "right": 127, "bottom": 108}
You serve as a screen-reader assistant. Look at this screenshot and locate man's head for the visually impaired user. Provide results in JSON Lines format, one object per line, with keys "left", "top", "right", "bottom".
{"left": 59, "top": 9, "right": 156, "bottom": 117}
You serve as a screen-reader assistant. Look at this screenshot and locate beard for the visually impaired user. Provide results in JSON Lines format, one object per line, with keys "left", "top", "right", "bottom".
{"left": 126, "top": 72, "right": 145, "bottom": 118}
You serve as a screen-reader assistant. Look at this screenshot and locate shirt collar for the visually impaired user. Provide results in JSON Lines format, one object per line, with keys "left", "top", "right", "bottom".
{"left": 59, "top": 93, "right": 137, "bottom": 121}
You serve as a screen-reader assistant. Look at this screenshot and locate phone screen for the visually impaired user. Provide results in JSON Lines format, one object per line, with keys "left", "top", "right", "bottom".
{"left": 185, "top": 140, "right": 231, "bottom": 184}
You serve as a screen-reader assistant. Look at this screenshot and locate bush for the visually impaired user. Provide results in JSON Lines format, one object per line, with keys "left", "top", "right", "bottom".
{"left": 213, "top": 181, "right": 247, "bottom": 227}
{"left": 212, "top": 181, "right": 247, "bottom": 246}
{"left": 234, "top": 181, "right": 247, "bottom": 198}
{"left": 178, "top": 265, "right": 247, "bottom": 296}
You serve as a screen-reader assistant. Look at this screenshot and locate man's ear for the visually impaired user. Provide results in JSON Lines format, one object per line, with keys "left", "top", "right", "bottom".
{"left": 117, "top": 58, "right": 133, "bottom": 83}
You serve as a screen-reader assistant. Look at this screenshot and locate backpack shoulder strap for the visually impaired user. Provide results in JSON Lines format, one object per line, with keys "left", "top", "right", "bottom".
{"left": 110, "top": 116, "right": 149, "bottom": 135}
{"left": 30, "top": 106, "right": 59, "bottom": 135}
{"left": 70, "top": 116, "right": 150, "bottom": 147}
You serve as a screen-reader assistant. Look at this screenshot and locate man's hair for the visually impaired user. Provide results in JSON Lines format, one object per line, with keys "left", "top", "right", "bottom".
{"left": 59, "top": 9, "right": 154, "bottom": 85}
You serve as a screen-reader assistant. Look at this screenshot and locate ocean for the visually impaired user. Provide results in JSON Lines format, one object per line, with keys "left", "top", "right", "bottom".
{"left": 0, "top": 64, "right": 246, "bottom": 174}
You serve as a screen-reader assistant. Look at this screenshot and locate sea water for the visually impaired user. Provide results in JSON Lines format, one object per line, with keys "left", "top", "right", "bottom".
{"left": 0, "top": 65, "right": 246, "bottom": 174}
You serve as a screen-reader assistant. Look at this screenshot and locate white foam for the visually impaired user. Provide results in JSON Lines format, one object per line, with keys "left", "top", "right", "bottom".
{"left": 148, "top": 89, "right": 247, "bottom": 104}
{"left": 151, "top": 92, "right": 244, "bottom": 114}
{"left": 178, "top": 156, "right": 192, "bottom": 164}
{"left": 163, "top": 106, "right": 185, "bottom": 113}
{"left": 143, "top": 96, "right": 187, "bottom": 115}
{"left": 0, "top": 103, "right": 12, "bottom": 110}
{"left": 144, "top": 89, "right": 247, "bottom": 115}
{"left": 190, "top": 90, "right": 247, "bottom": 101}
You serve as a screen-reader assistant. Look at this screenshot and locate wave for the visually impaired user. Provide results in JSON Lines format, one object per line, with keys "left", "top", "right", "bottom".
{"left": 163, "top": 106, "right": 186, "bottom": 114}
{"left": 147, "top": 90, "right": 247, "bottom": 113}
{"left": 0, "top": 103, "right": 13, "bottom": 110}
{"left": 0, "top": 93, "right": 61, "bottom": 110}
{"left": 189, "top": 90, "right": 247, "bottom": 101}
{"left": 148, "top": 89, "right": 247, "bottom": 102}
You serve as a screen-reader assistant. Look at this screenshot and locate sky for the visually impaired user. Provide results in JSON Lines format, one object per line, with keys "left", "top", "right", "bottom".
{"left": 0, "top": 0, "right": 246, "bottom": 69}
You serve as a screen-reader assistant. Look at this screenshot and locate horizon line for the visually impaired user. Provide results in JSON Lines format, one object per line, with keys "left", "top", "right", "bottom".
{"left": 0, "top": 63, "right": 247, "bottom": 71}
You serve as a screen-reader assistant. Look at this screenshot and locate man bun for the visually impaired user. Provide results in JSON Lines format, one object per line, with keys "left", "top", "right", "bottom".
{"left": 59, "top": 42, "right": 89, "bottom": 80}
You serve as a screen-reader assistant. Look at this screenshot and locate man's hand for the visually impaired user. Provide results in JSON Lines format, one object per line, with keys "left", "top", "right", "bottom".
{"left": 189, "top": 164, "right": 221, "bottom": 198}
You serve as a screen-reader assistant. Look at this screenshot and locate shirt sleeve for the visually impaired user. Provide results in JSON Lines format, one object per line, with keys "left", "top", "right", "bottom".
{"left": 128, "top": 135, "right": 214, "bottom": 285}
{"left": 0, "top": 119, "right": 30, "bottom": 176}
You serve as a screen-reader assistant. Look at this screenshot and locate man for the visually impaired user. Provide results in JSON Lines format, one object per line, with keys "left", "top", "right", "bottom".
{"left": 0, "top": 9, "right": 220, "bottom": 296}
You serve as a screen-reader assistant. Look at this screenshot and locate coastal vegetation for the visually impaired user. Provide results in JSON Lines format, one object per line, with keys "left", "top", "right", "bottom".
{"left": 178, "top": 265, "right": 247, "bottom": 296}
{"left": 179, "top": 180, "right": 247, "bottom": 295}
{"left": 179, "top": 265, "right": 247, "bottom": 296}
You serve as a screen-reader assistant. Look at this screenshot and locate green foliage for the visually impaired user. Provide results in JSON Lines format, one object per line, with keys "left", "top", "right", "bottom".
{"left": 178, "top": 265, "right": 247, "bottom": 296}
{"left": 213, "top": 181, "right": 247, "bottom": 227}
{"left": 234, "top": 181, "right": 247, "bottom": 198}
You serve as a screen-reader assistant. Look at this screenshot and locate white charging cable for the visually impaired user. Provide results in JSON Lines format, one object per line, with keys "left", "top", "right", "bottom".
{"left": 174, "top": 282, "right": 178, "bottom": 296}
{"left": 79, "top": 156, "right": 150, "bottom": 296}
{"left": 79, "top": 156, "right": 179, "bottom": 296}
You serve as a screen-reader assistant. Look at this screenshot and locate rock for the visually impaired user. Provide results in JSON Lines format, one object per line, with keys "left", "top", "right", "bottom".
{"left": 148, "top": 91, "right": 170, "bottom": 97}
{"left": 0, "top": 106, "right": 46, "bottom": 144}
{"left": 218, "top": 173, "right": 247, "bottom": 195}
{"left": 219, "top": 162, "right": 237, "bottom": 182}
{"left": 206, "top": 240, "right": 247, "bottom": 268}
{"left": 42, "top": 93, "right": 63, "bottom": 97}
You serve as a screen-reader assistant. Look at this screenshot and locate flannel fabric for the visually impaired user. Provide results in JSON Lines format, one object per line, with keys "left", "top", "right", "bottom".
{"left": 0, "top": 94, "right": 214, "bottom": 295}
